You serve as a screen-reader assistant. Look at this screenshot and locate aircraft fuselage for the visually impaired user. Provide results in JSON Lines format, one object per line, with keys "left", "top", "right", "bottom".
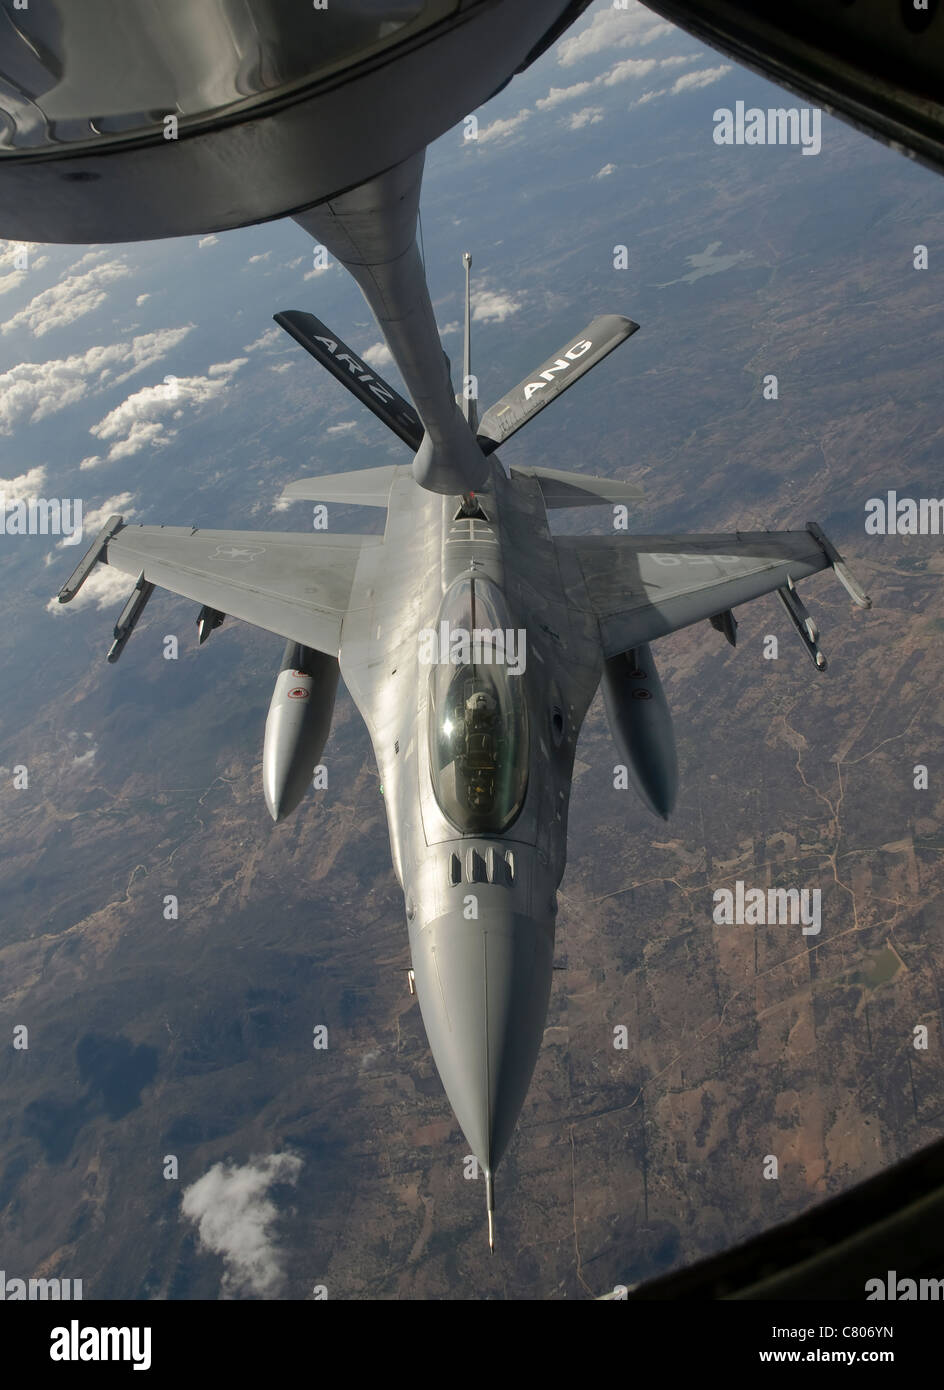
{"left": 338, "top": 459, "right": 602, "bottom": 1179}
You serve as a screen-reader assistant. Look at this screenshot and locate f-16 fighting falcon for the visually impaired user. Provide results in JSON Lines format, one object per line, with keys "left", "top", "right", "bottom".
{"left": 57, "top": 150, "right": 871, "bottom": 1247}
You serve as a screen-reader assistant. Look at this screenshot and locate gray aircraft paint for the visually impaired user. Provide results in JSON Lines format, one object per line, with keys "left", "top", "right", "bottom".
{"left": 56, "top": 156, "right": 870, "bottom": 1244}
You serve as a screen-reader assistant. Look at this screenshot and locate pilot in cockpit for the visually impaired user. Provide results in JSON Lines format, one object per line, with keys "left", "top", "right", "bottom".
{"left": 462, "top": 688, "right": 499, "bottom": 809}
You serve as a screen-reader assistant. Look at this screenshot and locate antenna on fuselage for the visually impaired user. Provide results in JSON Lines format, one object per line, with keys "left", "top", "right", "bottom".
{"left": 461, "top": 251, "right": 477, "bottom": 433}
{"left": 486, "top": 1167, "right": 495, "bottom": 1253}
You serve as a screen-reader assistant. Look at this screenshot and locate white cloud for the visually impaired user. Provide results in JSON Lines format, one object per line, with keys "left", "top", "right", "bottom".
{"left": 556, "top": 5, "right": 671, "bottom": 68}
{"left": 477, "top": 107, "right": 531, "bottom": 143}
{"left": 362, "top": 341, "right": 393, "bottom": 368}
{"left": 671, "top": 65, "right": 731, "bottom": 93}
{"left": 198, "top": 234, "right": 219, "bottom": 249}
{"left": 438, "top": 321, "right": 460, "bottom": 337}
{"left": 207, "top": 357, "right": 248, "bottom": 377}
{"left": 181, "top": 1152, "right": 303, "bottom": 1298}
{"left": 568, "top": 106, "right": 604, "bottom": 130}
{"left": 601, "top": 57, "right": 659, "bottom": 87}
{"left": 594, "top": 163, "right": 616, "bottom": 179}
{"left": 243, "top": 326, "right": 280, "bottom": 353}
{"left": 88, "top": 359, "right": 246, "bottom": 462}
{"left": 247, "top": 252, "right": 271, "bottom": 265}
{"left": 0, "top": 464, "right": 47, "bottom": 496}
{"left": 0, "top": 327, "right": 194, "bottom": 434}
{"left": 136, "top": 293, "right": 151, "bottom": 307}
{"left": 46, "top": 560, "right": 136, "bottom": 615}
{"left": 303, "top": 260, "right": 333, "bottom": 281}
{"left": 326, "top": 421, "right": 357, "bottom": 435}
{"left": 269, "top": 361, "right": 292, "bottom": 374}
{"left": 71, "top": 745, "right": 97, "bottom": 769}
{"left": 471, "top": 289, "right": 521, "bottom": 324}
{"left": 536, "top": 81, "right": 594, "bottom": 111}
{"left": 45, "top": 492, "right": 139, "bottom": 611}
{"left": 632, "top": 87, "right": 667, "bottom": 108}
{"left": 76, "top": 493, "right": 137, "bottom": 541}
{"left": 104, "top": 418, "right": 169, "bottom": 461}
{"left": 2, "top": 257, "right": 130, "bottom": 337}
{"left": 537, "top": 53, "right": 701, "bottom": 112}
{"left": 111, "top": 327, "right": 194, "bottom": 385}
{"left": 79, "top": 456, "right": 101, "bottom": 471}
{"left": 0, "top": 241, "right": 50, "bottom": 297}
{"left": 630, "top": 65, "right": 730, "bottom": 111}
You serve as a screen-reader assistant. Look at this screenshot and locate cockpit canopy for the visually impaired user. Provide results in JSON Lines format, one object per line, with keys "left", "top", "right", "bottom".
{"left": 427, "top": 576, "right": 529, "bottom": 834}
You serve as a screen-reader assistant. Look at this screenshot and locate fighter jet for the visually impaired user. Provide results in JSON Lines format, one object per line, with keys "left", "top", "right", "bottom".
{"left": 58, "top": 149, "right": 871, "bottom": 1246}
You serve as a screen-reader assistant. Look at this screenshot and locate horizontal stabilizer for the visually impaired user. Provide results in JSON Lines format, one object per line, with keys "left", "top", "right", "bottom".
{"left": 512, "top": 466, "right": 645, "bottom": 510}
{"left": 280, "top": 464, "right": 405, "bottom": 508}
{"left": 274, "top": 309, "right": 423, "bottom": 451}
{"left": 477, "top": 314, "right": 639, "bottom": 453}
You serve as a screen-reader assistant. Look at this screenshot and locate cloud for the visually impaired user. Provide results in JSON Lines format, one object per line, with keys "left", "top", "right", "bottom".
{"left": 181, "top": 1152, "right": 303, "bottom": 1298}
{"left": 632, "top": 87, "right": 667, "bottom": 108}
{"left": 536, "top": 82, "right": 594, "bottom": 111}
{"left": 198, "top": 234, "right": 219, "bottom": 249}
{"left": 207, "top": 357, "right": 248, "bottom": 377}
{"left": 438, "top": 320, "right": 460, "bottom": 337}
{"left": 243, "top": 326, "right": 280, "bottom": 353}
{"left": 594, "top": 163, "right": 616, "bottom": 179}
{"left": 102, "top": 419, "right": 168, "bottom": 461}
{"left": 556, "top": 5, "right": 671, "bottom": 68}
{"left": 568, "top": 106, "right": 604, "bottom": 130}
{"left": 600, "top": 57, "right": 659, "bottom": 86}
{"left": 0, "top": 241, "right": 51, "bottom": 297}
{"left": 362, "top": 341, "right": 393, "bottom": 368}
{"left": 631, "top": 65, "right": 731, "bottom": 111}
{"left": 46, "top": 560, "right": 136, "bottom": 615}
{"left": 76, "top": 493, "right": 137, "bottom": 540}
{"left": 110, "top": 328, "right": 194, "bottom": 384}
{"left": 477, "top": 107, "right": 531, "bottom": 143}
{"left": 88, "top": 359, "right": 246, "bottom": 462}
{"left": 0, "top": 464, "right": 47, "bottom": 496}
{"left": 671, "top": 65, "right": 731, "bottom": 93}
{"left": 471, "top": 289, "right": 521, "bottom": 323}
{"left": 0, "top": 327, "right": 194, "bottom": 434}
{"left": 45, "top": 491, "right": 139, "bottom": 612}
{"left": 247, "top": 252, "right": 271, "bottom": 265}
{"left": 136, "top": 293, "right": 151, "bottom": 307}
{"left": 326, "top": 421, "right": 356, "bottom": 435}
{"left": 537, "top": 53, "right": 699, "bottom": 112}
{"left": 2, "top": 256, "right": 130, "bottom": 337}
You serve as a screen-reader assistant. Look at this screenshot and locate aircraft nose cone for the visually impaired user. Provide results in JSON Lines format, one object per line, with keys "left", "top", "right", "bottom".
{"left": 409, "top": 906, "right": 555, "bottom": 1171}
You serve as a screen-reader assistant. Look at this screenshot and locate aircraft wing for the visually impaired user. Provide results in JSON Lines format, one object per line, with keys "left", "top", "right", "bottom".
{"left": 557, "top": 529, "right": 834, "bottom": 659}
{"left": 97, "top": 524, "right": 380, "bottom": 657}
